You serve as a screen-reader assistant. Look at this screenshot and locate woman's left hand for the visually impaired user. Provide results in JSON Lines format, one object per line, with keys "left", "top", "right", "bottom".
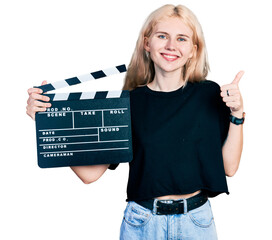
{"left": 220, "top": 71, "right": 244, "bottom": 115}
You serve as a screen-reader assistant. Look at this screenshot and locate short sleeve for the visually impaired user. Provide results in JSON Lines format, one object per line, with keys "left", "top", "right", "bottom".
{"left": 216, "top": 85, "right": 231, "bottom": 146}
{"left": 108, "top": 163, "right": 119, "bottom": 170}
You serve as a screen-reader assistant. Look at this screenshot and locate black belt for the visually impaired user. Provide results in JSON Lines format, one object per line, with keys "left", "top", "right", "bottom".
{"left": 135, "top": 191, "right": 208, "bottom": 215}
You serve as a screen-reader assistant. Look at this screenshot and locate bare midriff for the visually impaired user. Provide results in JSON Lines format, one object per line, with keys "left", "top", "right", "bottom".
{"left": 155, "top": 190, "right": 201, "bottom": 200}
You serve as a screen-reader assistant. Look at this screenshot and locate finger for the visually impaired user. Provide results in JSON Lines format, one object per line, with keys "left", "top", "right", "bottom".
{"left": 27, "top": 81, "right": 48, "bottom": 96}
{"left": 220, "top": 89, "right": 240, "bottom": 97}
{"left": 220, "top": 84, "right": 239, "bottom": 92}
{"left": 27, "top": 96, "right": 32, "bottom": 105}
{"left": 33, "top": 100, "right": 51, "bottom": 108}
{"left": 232, "top": 71, "right": 244, "bottom": 84}
{"left": 222, "top": 95, "right": 240, "bottom": 103}
{"left": 27, "top": 96, "right": 50, "bottom": 108}
{"left": 33, "top": 106, "right": 48, "bottom": 112}
{"left": 27, "top": 87, "right": 43, "bottom": 95}
{"left": 225, "top": 101, "right": 240, "bottom": 110}
{"left": 29, "top": 92, "right": 50, "bottom": 102}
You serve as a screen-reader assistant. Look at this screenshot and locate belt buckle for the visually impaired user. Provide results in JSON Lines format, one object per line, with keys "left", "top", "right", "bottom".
{"left": 156, "top": 199, "right": 184, "bottom": 215}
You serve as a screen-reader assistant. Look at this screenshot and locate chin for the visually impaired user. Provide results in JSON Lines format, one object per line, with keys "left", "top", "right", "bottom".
{"left": 160, "top": 65, "right": 183, "bottom": 73}
{"left": 155, "top": 60, "right": 186, "bottom": 73}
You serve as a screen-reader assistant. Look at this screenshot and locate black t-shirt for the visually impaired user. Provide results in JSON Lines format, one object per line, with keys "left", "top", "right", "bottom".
{"left": 109, "top": 80, "right": 231, "bottom": 201}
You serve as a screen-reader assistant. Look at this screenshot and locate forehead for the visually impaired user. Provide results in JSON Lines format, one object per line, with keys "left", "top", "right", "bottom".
{"left": 154, "top": 17, "right": 193, "bottom": 37}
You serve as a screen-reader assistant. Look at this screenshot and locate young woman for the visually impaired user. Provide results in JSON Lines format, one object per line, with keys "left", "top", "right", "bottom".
{"left": 26, "top": 4, "right": 244, "bottom": 240}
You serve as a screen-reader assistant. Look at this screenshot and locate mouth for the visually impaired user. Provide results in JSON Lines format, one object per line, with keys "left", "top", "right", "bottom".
{"left": 160, "top": 53, "right": 180, "bottom": 61}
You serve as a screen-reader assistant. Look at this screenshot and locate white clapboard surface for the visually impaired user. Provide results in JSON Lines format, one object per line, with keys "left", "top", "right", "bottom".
{"left": 35, "top": 64, "right": 133, "bottom": 168}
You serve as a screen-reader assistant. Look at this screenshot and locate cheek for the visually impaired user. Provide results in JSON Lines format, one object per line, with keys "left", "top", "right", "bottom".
{"left": 181, "top": 45, "right": 194, "bottom": 58}
{"left": 148, "top": 40, "right": 162, "bottom": 53}
{"left": 148, "top": 44, "right": 163, "bottom": 60}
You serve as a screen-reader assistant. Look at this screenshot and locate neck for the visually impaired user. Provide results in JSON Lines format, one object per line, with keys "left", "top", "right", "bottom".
{"left": 149, "top": 66, "right": 185, "bottom": 92}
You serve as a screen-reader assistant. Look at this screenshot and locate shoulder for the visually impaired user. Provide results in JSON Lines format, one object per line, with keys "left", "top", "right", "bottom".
{"left": 195, "top": 79, "right": 221, "bottom": 95}
{"left": 197, "top": 79, "right": 220, "bottom": 89}
{"left": 128, "top": 86, "right": 147, "bottom": 112}
{"left": 128, "top": 86, "right": 147, "bottom": 107}
{"left": 129, "top": 85, "right": 146, "bottom": 96}
{"left": 192, "top": 80, "right": 223, "bottom": 106}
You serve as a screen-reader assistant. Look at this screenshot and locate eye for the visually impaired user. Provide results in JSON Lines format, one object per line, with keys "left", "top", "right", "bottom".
{"left": 158, "top": 34, "right": 167, "bottom": 39}
{"left": 177, "top": 37, "right": 186, "bottom": 42}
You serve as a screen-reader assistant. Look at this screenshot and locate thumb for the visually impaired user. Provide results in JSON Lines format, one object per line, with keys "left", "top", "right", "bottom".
{"left": 41, "top": 80, "right": 48, "bottom": 85}
{"left": 232, "top": 71, "right": 244, "bottom": 84}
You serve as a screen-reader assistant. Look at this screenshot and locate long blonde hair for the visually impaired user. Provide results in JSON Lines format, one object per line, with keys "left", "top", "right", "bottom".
{"left": 122, "top": 4, "right": 209, "bottom": 91}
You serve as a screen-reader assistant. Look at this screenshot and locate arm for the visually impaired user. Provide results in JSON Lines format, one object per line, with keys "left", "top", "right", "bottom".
{"left": 71, "top": 164, "right": 110, "bottom": 184}
{"left": 222, "top": 110, "right": 243, "bottom": 177}
{"left": 220, "top": 71, "right": 245, "bottom": 177}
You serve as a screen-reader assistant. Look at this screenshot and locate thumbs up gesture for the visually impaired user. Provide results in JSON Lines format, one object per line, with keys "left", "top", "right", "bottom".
{"left": 220, "top": 71, "right": 244, "bottom": 116}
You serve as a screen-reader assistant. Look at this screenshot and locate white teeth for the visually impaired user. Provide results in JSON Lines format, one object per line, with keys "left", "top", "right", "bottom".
{"left": 162, "top": 54, "right": 178, "bottom": 59}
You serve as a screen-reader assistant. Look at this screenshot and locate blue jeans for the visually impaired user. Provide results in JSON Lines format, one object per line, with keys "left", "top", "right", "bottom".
{"left": 120, "top": 198, "right": 218, "bottom": 240}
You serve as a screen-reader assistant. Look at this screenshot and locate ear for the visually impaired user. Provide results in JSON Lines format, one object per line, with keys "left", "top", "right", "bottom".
{"left": 189, "top": 44, "right": 197, "bottom": 59}
{"left": 144, "top": 37, "right": 150, "bottom": 52}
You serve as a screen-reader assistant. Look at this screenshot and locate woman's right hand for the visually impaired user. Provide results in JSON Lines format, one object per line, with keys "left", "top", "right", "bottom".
{"left": 26, "top": 80, "right": 52, "bottom": 120}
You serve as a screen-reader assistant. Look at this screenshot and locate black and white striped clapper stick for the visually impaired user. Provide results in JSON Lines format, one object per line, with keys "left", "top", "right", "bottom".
{"left": 36, "top": 63, "right": 126, "bottom": 94}
{"left": 35, "top": 64, "right": 133, "bottom": 168}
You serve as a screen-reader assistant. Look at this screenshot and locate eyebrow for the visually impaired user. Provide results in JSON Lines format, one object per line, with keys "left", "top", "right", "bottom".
{"left": 155, "top": 31, "right": 190, "bottom": 38}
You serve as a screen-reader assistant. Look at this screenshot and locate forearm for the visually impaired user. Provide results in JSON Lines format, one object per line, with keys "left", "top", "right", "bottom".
{"left": 70, "top": 164, "right": 110, "bottom": 184}
{"left": 222, "top": 110, "right": 244, "bottom": 177}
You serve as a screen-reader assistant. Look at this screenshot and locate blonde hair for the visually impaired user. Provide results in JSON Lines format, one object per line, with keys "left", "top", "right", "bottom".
{"left": 122, "top": 4, "right": 209, "bottom": 91}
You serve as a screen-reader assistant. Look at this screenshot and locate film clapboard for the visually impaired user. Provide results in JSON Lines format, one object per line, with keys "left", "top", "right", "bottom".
{"left": 35, "top": 64, "right": 133, "bottom": 168}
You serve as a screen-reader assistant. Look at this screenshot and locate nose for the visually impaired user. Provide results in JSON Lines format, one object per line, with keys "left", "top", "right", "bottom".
{"left": 165, "top": 38, "right": 176, "bottom": 51}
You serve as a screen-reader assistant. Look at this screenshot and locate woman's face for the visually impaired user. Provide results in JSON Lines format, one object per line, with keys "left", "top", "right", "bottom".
{"left": 144, "top": 17, "right": 196, "bottom": 75}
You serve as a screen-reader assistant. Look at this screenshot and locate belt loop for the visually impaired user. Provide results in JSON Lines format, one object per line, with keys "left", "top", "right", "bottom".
{"left": 183, "top": 198, "right": 188, "bottom": 214}
{"left": 153, "top": 199, "right": 158, "bottom": 214}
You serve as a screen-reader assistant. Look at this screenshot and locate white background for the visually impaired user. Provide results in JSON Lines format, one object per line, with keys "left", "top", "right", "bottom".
{"left": 1, "top": 0, "right": 271, "bottom": 239}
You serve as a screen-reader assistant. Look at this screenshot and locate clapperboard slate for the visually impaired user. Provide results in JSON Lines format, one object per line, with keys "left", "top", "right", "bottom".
{"left": 35, "top": 64, "right": 133, "bottom": 168}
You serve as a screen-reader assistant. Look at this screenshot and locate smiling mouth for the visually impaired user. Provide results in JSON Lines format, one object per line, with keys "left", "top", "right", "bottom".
{"left": 161, "top": 53, "right": 180, "bottom": 61}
